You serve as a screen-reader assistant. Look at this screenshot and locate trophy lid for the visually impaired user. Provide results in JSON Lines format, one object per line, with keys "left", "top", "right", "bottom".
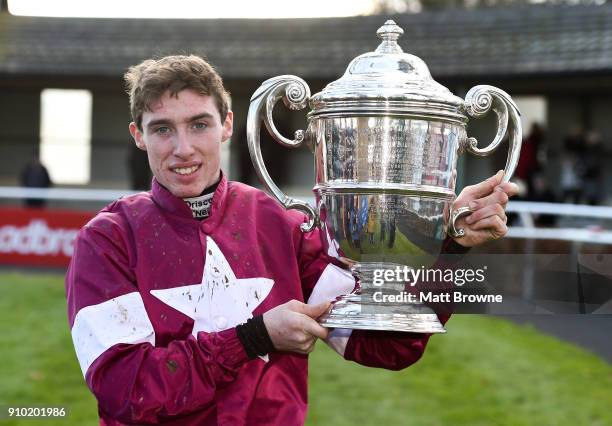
{"left": 309, "top": 20, "right": 466, "bottom": 123}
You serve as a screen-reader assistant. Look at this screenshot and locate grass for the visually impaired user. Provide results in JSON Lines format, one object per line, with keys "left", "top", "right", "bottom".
{"left": 0, "top": 272, "right": 611, "bottom": 425}
{"left": 307, "top": 317, "right": 612, "bottom": 426}
{"left": 0, "top": 272, "right": 98, "bottom": 425}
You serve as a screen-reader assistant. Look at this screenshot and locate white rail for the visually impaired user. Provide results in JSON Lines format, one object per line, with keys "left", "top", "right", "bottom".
{"left": 0, "top": 186, "right": 139, "bottom": 201}
{"left": 1, "top": 187, "right": 611, "bottom": 244}
{"left": 505, "top": 201, "right": 612, "bottom": 219}
{"left": 507, "top": 227, "right": 612, "bottom": 244}
{"left": 504, "top": 201, "right": 612, "bottom": 243}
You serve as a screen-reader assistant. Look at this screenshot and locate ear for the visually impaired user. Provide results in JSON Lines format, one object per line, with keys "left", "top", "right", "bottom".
{"left": 221, "top": 110, "right": 233, "bottom": 142}
{"left": 129, "top": 122, "right": 146, "bottom": 151}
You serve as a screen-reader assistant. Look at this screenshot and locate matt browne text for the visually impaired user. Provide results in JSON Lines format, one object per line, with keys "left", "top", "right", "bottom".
{"left": 372, "top": 291, "right": 503, "bottom": 303}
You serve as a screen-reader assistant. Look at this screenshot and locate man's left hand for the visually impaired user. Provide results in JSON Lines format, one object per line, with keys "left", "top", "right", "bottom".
{"left": 452, "top": 170, "right": 519, "bottom": 248}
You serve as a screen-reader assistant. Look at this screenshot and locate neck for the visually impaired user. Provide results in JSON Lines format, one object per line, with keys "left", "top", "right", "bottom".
{"left": 183, "top": 192, "right": 214, "bottom": 220}
{"left": 182, "top": 175, "right": 222, "bottom": 219}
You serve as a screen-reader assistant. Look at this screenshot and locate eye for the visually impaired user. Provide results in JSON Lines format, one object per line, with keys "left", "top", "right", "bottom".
{"left": 154, "top": 126, "right": 171, "bottom": 135}
{"left": 192, "top": 122, "right": 207, "bottom": 130}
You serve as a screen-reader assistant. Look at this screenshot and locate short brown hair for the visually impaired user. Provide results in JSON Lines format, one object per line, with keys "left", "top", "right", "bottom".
{"left": 124, "top": 55, "right": 230, "bottom": 130}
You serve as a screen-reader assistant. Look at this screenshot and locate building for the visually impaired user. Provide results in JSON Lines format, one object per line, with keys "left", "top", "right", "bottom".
{"left": 1, "top": 3, "right": 611, "bottom": 200}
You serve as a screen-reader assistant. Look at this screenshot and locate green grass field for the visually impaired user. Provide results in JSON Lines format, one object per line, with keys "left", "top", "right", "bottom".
{"left": 0, "top": 271, "right": 610, "bottom": 426}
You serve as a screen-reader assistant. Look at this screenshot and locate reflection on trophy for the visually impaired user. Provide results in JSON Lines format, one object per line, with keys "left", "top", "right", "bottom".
{"left": 247, "top": 20, "right": 522, "bottom": 333}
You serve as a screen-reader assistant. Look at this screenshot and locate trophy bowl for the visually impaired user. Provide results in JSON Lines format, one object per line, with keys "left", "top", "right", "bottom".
{"left": 247, "top": 20, "right": 521, "bottom": 333}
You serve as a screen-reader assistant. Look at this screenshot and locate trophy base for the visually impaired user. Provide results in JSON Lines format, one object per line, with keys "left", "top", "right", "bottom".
{"left": 318, "top": 293, "right": 446, "bottom": 334}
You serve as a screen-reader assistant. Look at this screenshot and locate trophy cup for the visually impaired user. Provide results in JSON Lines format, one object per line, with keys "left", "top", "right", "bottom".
{"left": 247, "top": 20, "right": 521, "bottom": 333}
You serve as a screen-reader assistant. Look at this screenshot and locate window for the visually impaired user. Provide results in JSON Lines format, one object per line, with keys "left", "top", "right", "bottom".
{"left": 514, "top": 96, "right": 547, "bottom": 132}
{"left": 40, "top": 89, "right": 92, "bottom": 184}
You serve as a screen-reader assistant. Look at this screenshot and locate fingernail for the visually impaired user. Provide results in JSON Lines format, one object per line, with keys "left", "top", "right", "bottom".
{"left": 469, "top": 201, "right": 477, "bottom": 209}
{"left": 495, "top": 186, "right": 504, "bottom": 192}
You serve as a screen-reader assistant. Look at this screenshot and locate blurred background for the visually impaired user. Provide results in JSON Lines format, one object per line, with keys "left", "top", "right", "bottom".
{"left": 0, "top": 0, "right": 610, "bottom": 425}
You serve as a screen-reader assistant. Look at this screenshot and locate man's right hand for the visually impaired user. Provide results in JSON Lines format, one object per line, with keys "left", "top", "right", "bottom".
{"left": 263, "top": 300, "right": 331, "bottom": 354}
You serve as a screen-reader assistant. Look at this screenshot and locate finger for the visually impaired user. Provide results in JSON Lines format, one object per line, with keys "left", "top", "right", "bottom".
{"left": 465, "top": 203, "right": 506, "bottom": 225}
{"left": 496, "top": 181, "right": 520, "bottom": 198}
{"left": 468, "top": 187, "right": 509, "bottom": 211}
{"left": 285, "top": 300, "right": 312, "bottom": 314}
{"left": 296, "top": 341, "right": 317, "bottom": 355}
{"left": 299, "top": 301, "right": 331, "bottom": 319}
{"left": 303, "top": 340, "right": 317, "bottom": 354}
{"left": 301, "top": 315, "right": 330, "bottom": 340}
{"left": 470, "top": 215, "right": 508, "bottom": 237}
{"left": 461, "top": 170, "right": 504, "bottom": 199}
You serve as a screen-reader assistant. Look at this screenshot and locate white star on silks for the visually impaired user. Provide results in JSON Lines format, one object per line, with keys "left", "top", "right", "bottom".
{"left": 151, "top": 236, "right": 274, "bottom": 350}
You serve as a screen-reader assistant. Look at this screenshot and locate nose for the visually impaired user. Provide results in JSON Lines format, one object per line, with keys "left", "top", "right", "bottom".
{"left": 173, "top": 131, "right": 196, "bottom": 159}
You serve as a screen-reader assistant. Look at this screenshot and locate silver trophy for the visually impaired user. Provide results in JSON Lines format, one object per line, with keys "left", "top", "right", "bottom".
{"left": 247, "top": 20, "right": 521, "bottom": 333}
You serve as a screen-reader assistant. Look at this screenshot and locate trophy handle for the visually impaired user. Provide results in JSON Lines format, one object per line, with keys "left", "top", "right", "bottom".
{"left": 449, "top": 85, "right": 522, "bottom": 238}
{"left": 247, "top": 75, "right": 319, "bottom": 232}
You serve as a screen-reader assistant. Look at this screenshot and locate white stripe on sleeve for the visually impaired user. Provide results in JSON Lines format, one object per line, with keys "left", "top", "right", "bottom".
{"left": 71, "top": 292, "right": 155, "bottom": 376}
{"left": 307, "top": 264, "right": 355, "bottom": 306}
{"left": 325, "top": 328, "right": 353, "bottom": 357}
{"left": 307, "top": 264, "right": 356, "bottom": 357}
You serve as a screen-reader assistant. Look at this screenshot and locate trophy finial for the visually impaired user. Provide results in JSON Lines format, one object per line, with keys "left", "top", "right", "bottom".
{"left": 375, "top": 20, "right": 404, "bottom": 54}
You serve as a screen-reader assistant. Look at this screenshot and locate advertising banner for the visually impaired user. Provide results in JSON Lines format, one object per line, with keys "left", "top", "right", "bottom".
{"left": 0, "top": 207, "right": 93, "bottom": 267}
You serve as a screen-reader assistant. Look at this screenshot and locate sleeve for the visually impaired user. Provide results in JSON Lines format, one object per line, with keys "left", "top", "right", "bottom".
{"left": 65, "top": 213, "right": 249, "bottom": 424}
{"left": 296, "top": 218, "right": 467, "bottom": 371}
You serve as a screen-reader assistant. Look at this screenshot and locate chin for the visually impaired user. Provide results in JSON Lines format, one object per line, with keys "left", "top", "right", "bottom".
{"left": 165, "top": 183, "right": 201, "bottom": 199}
{"left": 176, "top": 188, "right": 201, "bottom": 198}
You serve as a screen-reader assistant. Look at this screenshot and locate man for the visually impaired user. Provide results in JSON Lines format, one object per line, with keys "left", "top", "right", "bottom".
{"left": 20, "top": 149, "right": 52, "bottom": 207}
{"left": 66, "top": 55, "right": 517, "bottom": 425}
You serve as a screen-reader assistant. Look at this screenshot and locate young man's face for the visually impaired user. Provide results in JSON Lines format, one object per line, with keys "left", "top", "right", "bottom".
{"left": 129, "top": 90, "right": 233, "bottom": 198}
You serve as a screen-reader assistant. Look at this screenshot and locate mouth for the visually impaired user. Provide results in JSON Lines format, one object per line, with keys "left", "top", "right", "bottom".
{"left": 171, "top": 164, "right": 201, "bottom": 176}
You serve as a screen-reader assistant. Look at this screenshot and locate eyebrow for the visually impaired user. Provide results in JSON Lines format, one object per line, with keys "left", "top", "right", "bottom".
{"left": 145, "top": 113, "right": 216, "bottom": 130}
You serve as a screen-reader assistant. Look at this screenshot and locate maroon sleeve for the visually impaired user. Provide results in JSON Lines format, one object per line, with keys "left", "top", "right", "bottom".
{"left": 87, "top": 330, "right": 247, "bottom": 423}
{"left": 295, "top": 225, "right": 347, "bottom": 301}
{"left": 66, "top": 214, "right": 249, "bottom": 424}
{"left": 343, "top": 330, "right": 431, "bottom": 370}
